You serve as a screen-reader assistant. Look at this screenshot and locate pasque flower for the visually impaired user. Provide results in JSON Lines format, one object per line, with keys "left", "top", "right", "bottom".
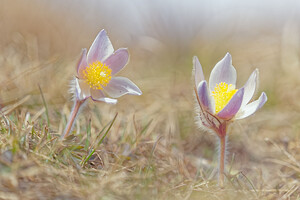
{"left": 61, "top": 29, "right": 142, "bottom": 139}
{"left": 75, "top": 29, "right": 142, "bottom": 103}
{"left": 193, "top": 53, "right": 267, "bottom": 187}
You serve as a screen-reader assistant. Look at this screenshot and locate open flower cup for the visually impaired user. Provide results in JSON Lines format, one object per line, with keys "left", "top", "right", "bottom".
{"left": 75, "top": 30, "right": 142, "bottom": 103}
{"left": 193, "top": 53, "right": 267, "bottom": 187}
{"left": 61, "top": 29, "right": 142, "bottom": 139}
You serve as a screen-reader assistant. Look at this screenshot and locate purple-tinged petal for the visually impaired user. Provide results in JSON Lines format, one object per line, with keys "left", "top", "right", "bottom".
{"left": 197, "top": 81, "right": 214, "bottom": 113}
{"left": 97, "top": 97, "right": 117, "bottom": 104}
{"left": 74, "top": 78, "right": 81, "bottom": 98}
{"left": 77, "top": 48, "right": 88, "bottom": 79}
{"left": 193, "top": 56, "right": 205, "bottom": 88}
{"left": 104, "top": 77, "right": 142, "bottom": 98}
{"left": 241, "top": 69, "right": 258, "bottom": 108}
{"left": 104, "top": 48, "right": 129, "bottom": 75}
{"left": 235, "top": 92, "right": 267, "bottom": 120}
{"left": 87, "top": 29, "right": 114, "bottom": 64}
{"left": 90, "top": 89, "right": 117, "bottom": 104}
{"left": 217, "top": 88, "right": 244, "bottom": 120}
{"left": 90, "top": 88, "right": 105, "bottom": 99}
{"left": 75, "top": 79, "right": 91, "bottom": 100}
{"left": 209, "top": 53, "right": 237, "bottom": 91}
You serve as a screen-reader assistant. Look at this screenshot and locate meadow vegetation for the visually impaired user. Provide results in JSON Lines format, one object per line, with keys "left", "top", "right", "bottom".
{"left": 0, "top": 1, "right": 299, "bottom": 199}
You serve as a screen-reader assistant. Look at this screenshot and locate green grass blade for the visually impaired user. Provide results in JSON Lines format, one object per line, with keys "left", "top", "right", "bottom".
{"left": 38, "top": 84, "right": 50, "bottom": 127}
{"left": 97, "top": 113, "right": 118, "bottom": 146}
{"left": 85, "top": 118, "right": 91, "bottom": 151}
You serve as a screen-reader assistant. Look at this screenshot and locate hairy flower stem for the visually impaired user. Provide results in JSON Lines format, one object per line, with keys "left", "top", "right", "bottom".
{"left": 61, "top": 99, "right": 86, "bottom": 139}
{"left": 219, "top": 135, "right": 226, "bottom": 188}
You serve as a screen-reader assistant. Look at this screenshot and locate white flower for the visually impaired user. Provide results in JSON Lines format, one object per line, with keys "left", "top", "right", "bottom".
{"left": 75, "top": 29, "right": 142, "bottom": 104}
{"left": 194, "top": 53, "right": 267, "bottom": 136}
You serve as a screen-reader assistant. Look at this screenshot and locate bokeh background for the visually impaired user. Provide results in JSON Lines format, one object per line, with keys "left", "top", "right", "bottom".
{"left": 2, "top": 0, "right": 300, "bottom": 103}
{"left": 1, "top": 0, "right": 300, "bottom": 199}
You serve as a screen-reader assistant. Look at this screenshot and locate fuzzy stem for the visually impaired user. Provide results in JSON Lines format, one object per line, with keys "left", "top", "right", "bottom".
{"left": 61, "top": 99, "right": 85, "bottom": 139}
{"left": 219, "top": 135, "right": 226, "bottom": 188}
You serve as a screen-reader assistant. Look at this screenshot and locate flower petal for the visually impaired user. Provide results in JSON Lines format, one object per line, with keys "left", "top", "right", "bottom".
{"left": 241, "top": 69, "right": 258, "bottom": 108}
{"left": 217, "top": 87, "right": 244, "bottom": 120}
{"left": 87, "top": 29, "right": 114, "bottom": 64}
{"left": 104, "top": 77, "right": 142, "bottom": 98}
{"left": 104, "top": 48, "right": 129, "bottom": 75}
{"left": 209, "top": 53, "right": 237, "bottom": 91}
{"left": 75, "top": 79, "right": 91, "bottom": 100}
{"left": 193, "top": 56, "right": 205, "bottom": 88}
{"left": 197, "top": 80, "right": 214, "bottom": 113}
{"left": 90, "top": 89, "right": 117, "bottom": 104}
{"left": 235, "top": 92, "right": 267, "bottom": 120}
{"left": 77, "top": 48, "right": 88, "bottom": 79}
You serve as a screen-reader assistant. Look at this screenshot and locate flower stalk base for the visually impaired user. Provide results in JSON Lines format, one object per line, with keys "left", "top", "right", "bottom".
{"left": 61, "top": 99, "right": 86, "bottom": 139}
{"left": 219, "top": 135, "right": 226, "bottom": 188}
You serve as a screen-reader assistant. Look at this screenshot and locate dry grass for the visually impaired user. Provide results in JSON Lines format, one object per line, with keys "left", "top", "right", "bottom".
{"left": 0, "top": 1, "right": 300, "bottom": 199}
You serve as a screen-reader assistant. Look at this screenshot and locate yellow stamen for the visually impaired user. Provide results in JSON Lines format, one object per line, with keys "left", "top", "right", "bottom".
{"left": 83, "top": 61, "right": 112, "bottom": 90}
{"left": 211, "top": 82, "right": 237, "bottom": 113}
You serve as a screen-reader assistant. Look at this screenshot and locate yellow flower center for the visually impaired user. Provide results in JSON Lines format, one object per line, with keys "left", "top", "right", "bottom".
{"left": 83, "top": 61, "right": 112, "bottom": 90}
{"left": 211, "top": 82, "right": 237, "bottom": 113}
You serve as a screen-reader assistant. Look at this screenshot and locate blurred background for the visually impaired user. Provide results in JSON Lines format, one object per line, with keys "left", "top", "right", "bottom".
{"left": 0, "top": 0, "right": 300, "bottom": 198}
{"left": 1, "top": 0, "right": 300, "bottom": 104}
